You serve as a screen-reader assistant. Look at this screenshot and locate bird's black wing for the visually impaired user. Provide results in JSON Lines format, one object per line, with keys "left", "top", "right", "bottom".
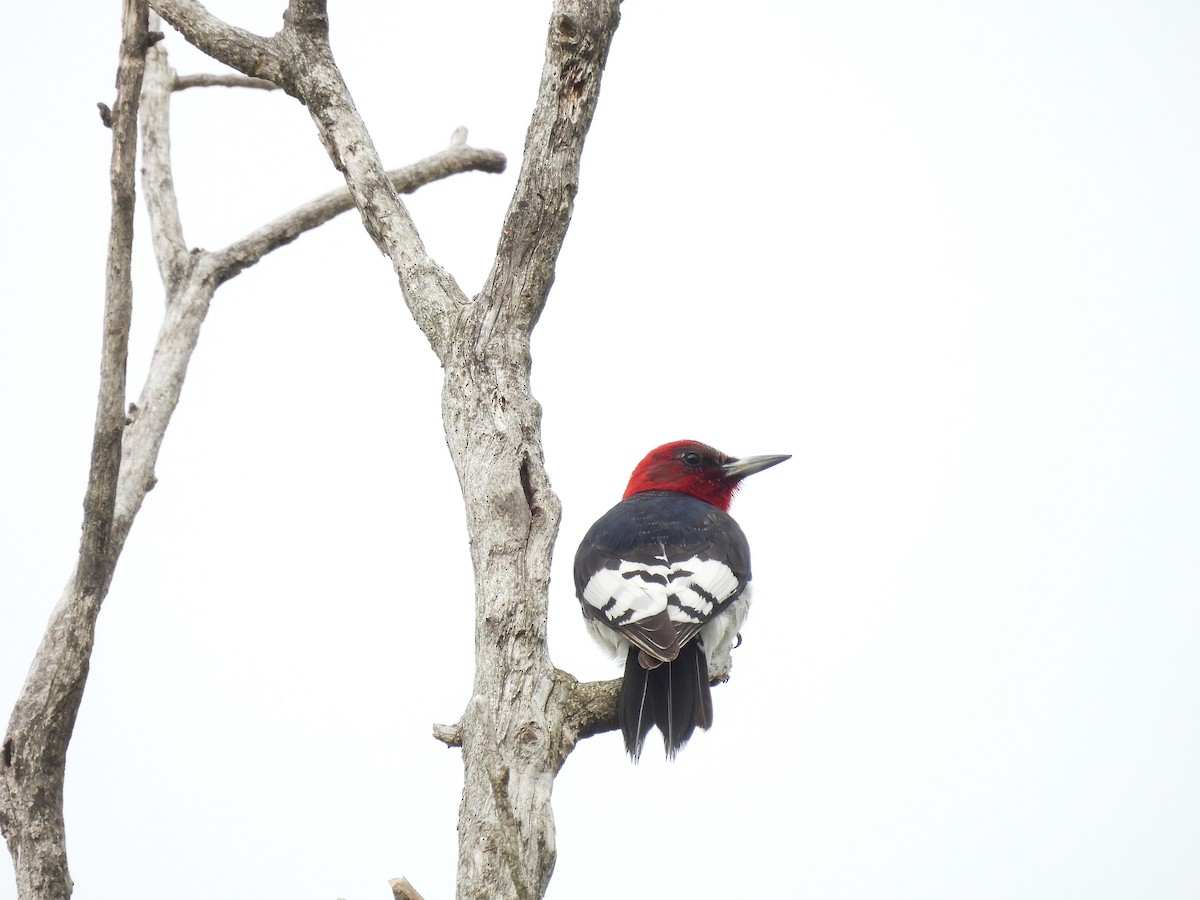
{"left": 574, "top": 491, "right": 752, "bottom": 666}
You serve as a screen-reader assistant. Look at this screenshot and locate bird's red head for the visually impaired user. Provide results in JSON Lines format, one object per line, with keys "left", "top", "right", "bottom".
{"left": 622, "top": 440, "right": 790, "bottom": 511}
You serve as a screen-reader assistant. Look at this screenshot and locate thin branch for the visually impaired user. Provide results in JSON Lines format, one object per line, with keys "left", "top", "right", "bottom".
{"left": 117, "top": 24, "right": 506, "bottom": 550}
{"left": 0, "top": 2, "right": 149, "bottom": 897}
{"left": 153, "top": 0, "right": 469, "bottom": 359}
{"left": 212, "top": 142, "right": 506, "bottom": 283}
{"left": 141, "top": 29, "right": 189, "bottom": 292}
{"left": 112, "top": 134, "right": 504, "bottom": 562}
{"left": 174, "top": 72, "right": 278, "bottom": 90}
{"left": 111, "top": 257, "right": 220, "bottom": 553}
{"left": 86, "top": 0, "right": 146, "bottom": 581}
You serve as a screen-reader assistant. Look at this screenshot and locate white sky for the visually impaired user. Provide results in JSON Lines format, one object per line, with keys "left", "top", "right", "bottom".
{"left": 3, "top": 1, "right": 1199, "bottom": 898}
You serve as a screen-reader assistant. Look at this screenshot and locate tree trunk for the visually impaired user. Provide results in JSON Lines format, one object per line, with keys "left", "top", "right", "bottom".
{"left": 5, "top": 2, "right": 625, "bottom": 897}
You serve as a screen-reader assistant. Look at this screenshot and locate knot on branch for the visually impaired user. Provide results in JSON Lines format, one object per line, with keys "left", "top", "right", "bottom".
{"left": 513, "top": 721, "right": 549, "bottom": 763}
{"left": 556, "top": 14, "right": 579, "bottom": 44}
{"left": 253, "top": 54, "right": 278, "bottom": 80}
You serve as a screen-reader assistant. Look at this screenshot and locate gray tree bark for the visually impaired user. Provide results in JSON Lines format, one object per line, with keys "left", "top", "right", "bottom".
{"left": 145, "top": 1, "right": 628, "bottom": 895}
{"left": 146, "top": 3, "right": 628, "bottom": 897}
{"left": 3, "top": 0, "right": 627, "bottom": 898}
{"left": 0, "top": 3, "right": 147, "bottom": 896}
{"left": 0, "top": 5, "right": 511, "bottom": 899}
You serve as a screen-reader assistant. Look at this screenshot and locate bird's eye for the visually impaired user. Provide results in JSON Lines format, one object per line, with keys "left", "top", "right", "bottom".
{"left": 682, "top": 451, "right": 702, "bottom": 467}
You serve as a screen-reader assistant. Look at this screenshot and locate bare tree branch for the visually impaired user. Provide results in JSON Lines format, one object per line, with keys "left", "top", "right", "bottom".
{"left": 213, "top": 142, "right": 506, "bottom": 283}
{"left": 112, "top": 57, "right": 507, "bottom": 563}
{"left": 3, "top": 11, "right": 509, "bottom": 898}
{"left": 149, "top": 0, "right": 279, "bottom": 79}
{"left": 88, "top": 5, "right": 145, "bottom": 586}
{"left": 141, "top": 35, "right": 189, "bottom": 292}
{"left": 390, "top": 876, "right": 427, "bottom": 900}
{"left": 432, "top": 721, "right": 463, "bottom": 749}
{"left": 150, "top": 1, "right": 626, "bottom": 895}
{"left": 174, "top": 72, "right": 278, "bottom": 90}
{"left": 478, "top": 1, "right": 618, "bottom": 341}
{"left": 273, "top": 0, "right": 465, "bottom": 356}
{"left": 153, "top": 0, "right": 470, "bottom": 359}
{"left": 110, "top": 17, "right": 240, "bottom": 546}
{"left": 144, "top": 5, "right": 506, "bottom": 290}
{"left": 0, "top": 3, "right": 149, "bottom": 898}
{"left": 28, "top": 1, "right": 623, "bottom": 897}
{"left": 559, "top": 674, "right": 620, "bottom": 744}
{"left": 151, "top": 0, "right": 630, "bottom": 894}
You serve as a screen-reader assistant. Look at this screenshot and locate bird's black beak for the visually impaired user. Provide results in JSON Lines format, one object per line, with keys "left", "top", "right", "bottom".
{"left": 722, "top": 453, "right": 791, "bottom": 480}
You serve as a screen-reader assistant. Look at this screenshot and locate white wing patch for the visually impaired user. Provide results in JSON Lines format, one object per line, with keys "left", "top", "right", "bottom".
{"left": 581, "top": 565, "right": 668, "bottom": 624}
{"left": 582, "top": 556, "right": 741, "bottom": 627}
{"left": 668, "top": 558, "right": 740, "bottom": 623}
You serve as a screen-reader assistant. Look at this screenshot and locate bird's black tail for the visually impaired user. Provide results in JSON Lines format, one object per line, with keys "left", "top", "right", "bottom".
{"left": 619, "top": 642, "right": 714, "bottom": 760}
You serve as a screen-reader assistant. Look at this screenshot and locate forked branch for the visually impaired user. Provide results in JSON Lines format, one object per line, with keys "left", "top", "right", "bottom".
{"left": 153, "top": 0, "right": 469, "bottom": 357}
{"left": 1, "top": 12, "right": 507, "bottom": 899}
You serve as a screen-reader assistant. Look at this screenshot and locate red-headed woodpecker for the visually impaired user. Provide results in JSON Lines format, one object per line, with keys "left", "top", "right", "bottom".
{"left": 574, "top": 440, "right": 790, "bottom": 759}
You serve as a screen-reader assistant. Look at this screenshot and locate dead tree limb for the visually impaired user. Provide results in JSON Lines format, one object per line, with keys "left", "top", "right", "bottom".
{"left": 174, "top": 72, "right": 278, "bottom": 90}
{"left": 149, "top": 1, "right": 625, "bottom": 896}
{"left": 0, "top": 3, "right": 148, "bottom": 898}
{"left": 0, "top": 12, "right": 505, "bottom": 899}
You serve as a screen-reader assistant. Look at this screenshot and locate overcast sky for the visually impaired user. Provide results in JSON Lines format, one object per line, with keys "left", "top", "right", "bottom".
{"left": 3, "top": 1, "right": 1199, "bottom": 898}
